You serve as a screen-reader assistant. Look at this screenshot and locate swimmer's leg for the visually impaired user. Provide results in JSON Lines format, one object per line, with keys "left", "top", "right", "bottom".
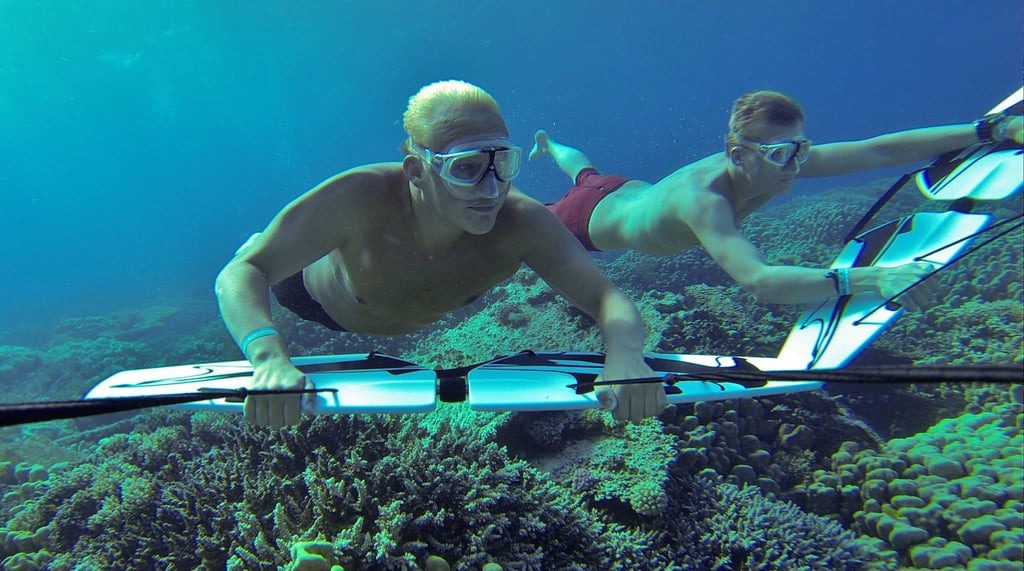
{"left": 529, "top": 129, "right": 595, "bottom": 182}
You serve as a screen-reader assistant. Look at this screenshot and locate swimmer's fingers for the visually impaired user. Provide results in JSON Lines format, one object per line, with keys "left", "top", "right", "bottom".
{"left": 599, "top": 383, "right": 668, "bottom": 423}
{"left": 902, "top": 262, "right": 942, "bottom": 311}
{"left": 597, "top": 387, "right": 619, "bottom": 416}
{"left": 245, "top": 366, "right": 307, "bottom": 428}
{"left": 301, "top": 378, "right": 318, "bottom": 415}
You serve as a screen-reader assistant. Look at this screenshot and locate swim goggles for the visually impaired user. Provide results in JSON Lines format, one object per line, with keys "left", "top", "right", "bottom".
{"left": 734, "top": 136, "right": 812, "bottom": 167}
{"left": 409, "top": 140, "right": 522, "bottom": 190}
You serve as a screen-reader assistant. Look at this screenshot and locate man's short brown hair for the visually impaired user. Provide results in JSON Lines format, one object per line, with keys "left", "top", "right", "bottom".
{"left": 727, "top": 91, "right": 805, "bottom": 146}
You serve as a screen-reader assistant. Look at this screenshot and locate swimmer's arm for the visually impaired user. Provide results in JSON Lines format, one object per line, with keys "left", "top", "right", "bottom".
{"left": 686, "top": 194, "right": 879, "bottom": 304}
{"left": 800, "top": 124, "right": 979, "bottom": 178}
{"left": 517, "top": 203, "right": 646, "bottom": 365}
{"left": 215, "top": 170, "right": 368, "bottom": 363}
{"left": 217, "top": 169, "right": 379, "bottom": 427}
{"left": 518, "top": 200, "right": 665, "bottom": 422}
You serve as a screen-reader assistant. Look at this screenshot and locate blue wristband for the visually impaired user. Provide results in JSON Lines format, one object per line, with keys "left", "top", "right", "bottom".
{"left": 825, "top": 268, "right": 852, "bottom": 297}
{"left": 836, "top": 268, "right": 851, "bottom": 296}
{"left": 240, "top": 327, "right": 279, "bottom": 357}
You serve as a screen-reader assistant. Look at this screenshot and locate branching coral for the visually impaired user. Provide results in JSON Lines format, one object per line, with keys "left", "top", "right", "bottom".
{"left": 0, "top": 409, "right": 661, "bottom": 570}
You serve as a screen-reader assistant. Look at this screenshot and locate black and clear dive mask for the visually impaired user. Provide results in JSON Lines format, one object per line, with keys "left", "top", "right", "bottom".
{"left": 736, "top": 136, "right": 812, "bottom": 167}
{"left": 410, "top": 140, "right": 522, "bottom": 196}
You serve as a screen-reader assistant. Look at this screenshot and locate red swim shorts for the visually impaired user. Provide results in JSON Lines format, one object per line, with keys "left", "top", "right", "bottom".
{"left": 546, "top": 168, "right": 631, "bottom": 251}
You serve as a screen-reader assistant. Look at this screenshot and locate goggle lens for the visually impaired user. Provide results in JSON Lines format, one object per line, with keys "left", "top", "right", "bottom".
{"left": 437, "top": 147, "right": 522, "bottom": 186}
{"left": 756, "top": 139, "right": 812, "bottom": 166}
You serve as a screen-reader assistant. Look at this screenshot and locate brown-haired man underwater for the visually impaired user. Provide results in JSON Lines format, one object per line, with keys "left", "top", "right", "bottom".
{"left": 532, "top": 90, "right": 1022, "bottom": 306}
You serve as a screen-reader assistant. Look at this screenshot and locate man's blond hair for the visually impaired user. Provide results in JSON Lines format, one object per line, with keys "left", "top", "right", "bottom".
{"left": 402, "top": 80, "right": 503, "bottom": 151}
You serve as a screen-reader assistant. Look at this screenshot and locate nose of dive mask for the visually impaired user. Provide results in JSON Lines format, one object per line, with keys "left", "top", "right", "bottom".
{"left": 410, "top": 139, "right": 522, "bottom": 199}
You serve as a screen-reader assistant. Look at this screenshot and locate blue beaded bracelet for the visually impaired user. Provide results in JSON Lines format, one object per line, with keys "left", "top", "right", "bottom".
{"left": 240, "top": 327, "right": 279, "bottom": 357}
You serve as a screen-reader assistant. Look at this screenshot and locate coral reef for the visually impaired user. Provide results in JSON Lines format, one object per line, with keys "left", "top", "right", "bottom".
{"left": 794, "top": 394, "right": 1023, "bottom": 569}
{"left": 1, "top": 405, "right": 881, "bottom": 570}
{"left": 51, "top": 305, "right": 183, "bottom": 343}
{"left": 0, "top": 179, "right": 1020, "bottom": 569}
{"left": 676, "top": 475, "right": 880, "bottom": 570}
{"left": 657, "top": 390, "right": 884, "bottom": 499}
{"left": 499, "top": 412, "right": 679, "bottom": 521}
{"left": 0, "top": 409, "right": 647, "bottom": 569}
{"left": 0, "top": 346, "right": 42, "bottom": 382}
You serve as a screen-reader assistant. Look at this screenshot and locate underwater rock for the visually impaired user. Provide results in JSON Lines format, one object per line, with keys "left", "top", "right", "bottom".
{"left": 0, "top": 550, "right": 53, "bottom": 571}
{"left": 887, "top": 522, "right": 930, "bottom": 550}
{"left": 778, "top": 424, "right": 814, "bottom": 450}
{"left": 747, "top": 449, "right": 772, "bottom": 471}
{"left": 887, "top": 478, "right": 918, "bottom": 497}
{"left": 807, "top": 482, "right": 839, "bottom": 514}
{"left": 889, "top": 494, "right": 925, "bottom": 509}
{"left": 286, "top": 541, "right": 341, "bottom": 571}
{"left": 729, "top": 464, "right": 756, "bottom": 485}
{"left": 957, "top": 514, "right": 1007, "bottom": 546}
{"left": 1010, "top": 384, "right": 1023, "bottom": 404}
{"left": 26, "top": 466, "right": 47, "bottom": 484}
{"left": 909, "top": 542, "right": 971, "bottom": 568}
{"left": 424, "top": 554, "right": 451, "bottom": 571}
{"left": 924, "top": 455, "right": 966, "bottom": 479}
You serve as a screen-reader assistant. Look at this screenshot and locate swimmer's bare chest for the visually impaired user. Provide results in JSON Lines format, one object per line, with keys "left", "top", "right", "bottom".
{"left": 649, "top": 193, "right": 766, "bottom": 254}
{"left": 730, "top": 195, "right": 772, "bottom": 227}
{"left": 650, "top": 159, "right": 771, "bottom": 253}
{"left": 328, "top": 239, "right": 521, "bottom": 331}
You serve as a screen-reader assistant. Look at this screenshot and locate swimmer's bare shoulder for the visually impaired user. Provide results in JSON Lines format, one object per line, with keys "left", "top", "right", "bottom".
{"left": 305, "top": 162, "right": 408, "bottom": 210}
{"left": 499, "top": 187, "right": 591, "bottom": 255}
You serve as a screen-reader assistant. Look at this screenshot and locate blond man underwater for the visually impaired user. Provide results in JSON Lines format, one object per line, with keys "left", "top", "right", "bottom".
{"left": 216, "top": 80, "right": 668, "bottom": 428}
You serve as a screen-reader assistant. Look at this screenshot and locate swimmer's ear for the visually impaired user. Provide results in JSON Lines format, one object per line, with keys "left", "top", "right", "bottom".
{"left": 403, "top": 154, "right": 424, "bottom": 185}
{"left": 729, "top": 147, "right": 744, "bottom": 166}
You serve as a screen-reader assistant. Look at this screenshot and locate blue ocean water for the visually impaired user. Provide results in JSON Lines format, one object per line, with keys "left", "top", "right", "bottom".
{"left": 0, "top": 1, "right": 1020, "bottom": 329}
